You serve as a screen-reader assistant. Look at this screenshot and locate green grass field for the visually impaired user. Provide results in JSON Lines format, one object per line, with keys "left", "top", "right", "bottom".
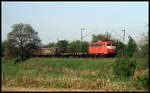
{"left": 1, "top": 57, "right": 149, "bottom": 91}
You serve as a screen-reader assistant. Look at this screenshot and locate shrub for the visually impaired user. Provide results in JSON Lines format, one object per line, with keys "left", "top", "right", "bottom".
{"left": 12, "top": 57, "right": 22, "bottom": 63}
{"left": 3, "top": 57, "right": 22, "bottom": 64}
{"left": 112, "top": 57, "right": 136, "bottom": 78}
{"left": 133, "top": 70, "right": 149, "bottom": 89}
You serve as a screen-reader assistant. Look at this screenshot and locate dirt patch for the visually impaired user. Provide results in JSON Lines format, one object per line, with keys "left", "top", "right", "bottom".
{"left": 1, "top": 86, "right": 106, "bottom": 92}
{"left": 2, "top": 86, "right": 148, "bottom": 92}
{"left": 133, "top": 69, "right": 148, "bottom": 78}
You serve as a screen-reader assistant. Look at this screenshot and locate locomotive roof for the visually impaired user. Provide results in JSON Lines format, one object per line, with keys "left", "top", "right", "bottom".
{"left": 90, "top": 40, "right": 116, "bottom": 44}
{"left": 40, "top": 47, "right": 66, "bottom": 49}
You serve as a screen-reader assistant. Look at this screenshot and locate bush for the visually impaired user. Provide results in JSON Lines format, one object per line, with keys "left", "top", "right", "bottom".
{"left": 133, "top": 70, "right": 149, "bottom": 89}
{"left": 2, "top": 57, "right": 22, "bottom": 64}
{"left": 11, "top": 57, "right": 22, "bottom": 64}
{"left": 112, "top": 57, "right": 136, "bottom": 78}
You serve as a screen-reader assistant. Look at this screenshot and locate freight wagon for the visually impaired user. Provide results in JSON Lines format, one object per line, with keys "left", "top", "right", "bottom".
{"left": 30, "top": 40, "right": 117, "bottom": 57}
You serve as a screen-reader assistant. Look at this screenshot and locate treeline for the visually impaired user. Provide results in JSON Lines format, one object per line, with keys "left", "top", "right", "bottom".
{"left": 1, "top": 23, "right": 149, "bottom": 61}
{"left": 42, "top": 40, "right": 89, "bottom": 53}
{"left": 42, "top": 31, "right": 149, "bottom": 58}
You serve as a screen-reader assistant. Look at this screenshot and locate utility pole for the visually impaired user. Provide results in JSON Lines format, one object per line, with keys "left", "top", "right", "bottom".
{"left": 106, "top": 32, "right": 108, "bottom": 41}
{"left": 122, "top": 29, "right": 125, "bottom": 56}
{"left": 81, "top": 28, "right": 85, "bottom": 52}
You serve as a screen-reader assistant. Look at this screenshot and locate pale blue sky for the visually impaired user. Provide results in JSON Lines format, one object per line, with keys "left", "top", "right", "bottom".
{"left": 2, "top": 1, "right": 148, "bottom": 44}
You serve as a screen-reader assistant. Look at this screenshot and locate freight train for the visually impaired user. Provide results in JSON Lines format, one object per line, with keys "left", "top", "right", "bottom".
{"left": 30, "top": 40, "right": 117, "bottom": 57}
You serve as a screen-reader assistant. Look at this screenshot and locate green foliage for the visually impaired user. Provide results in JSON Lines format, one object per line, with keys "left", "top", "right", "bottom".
{"left": 116, "top": 35, "right": 137, "bottom": 57}
{"left": 126, "top": 36, "right": 137, "bottom": 57}
{"left": 55, "top": 82, "right": 72, "bottom": 88}
{"left": 67, "top": 40, "right": 81, "bottom": 53}
{"left": 66, "top": 40, "right": 89, "bottom": 53}
{"left": 112, "top": 57, "right": 136, "bottom": 78}
{"left": 24, "top": 58, "right": 111, "bottom": 71}
{"left": 133, "top": 70, "right": 149, "bottom": 89}
{"left": 2, "top": 63, "right": 67, "bottom": 81}
{"left": 138, "top": 32, "right": 149, "bottom": 57}
{"left": 2, "top": 57, "right": 22, "bottom": 64}
{"left": 5, "top": 23, "right": 41, "bottom": 61}
{"left": 43, "top": 40, "right": 68, "bottom": 48}
{"left": 2, "top": 57, "right": 148, "bottom": 91}
{"left": 1, "top": 41, "right": 7, "bottom": 56}
{"left": 92, "top": 32, "right": 113, "bottom": 42}
{"left": 81, "top": 41, "right": 89, "bottom": 53}
{"left": 2, "top": 63, "right": 40, "bottom": 80}
{"left": 5, "top": 40, "right": 20, "bottom": 59}
{"left": 11, "top": 57, "right": 22, "bottom": 64}
{"left": 135, "top": 56, "right": 148, "bottom": 71}
{"left": 141, "top": 43, "right": 149, "bottom": 57}
{"left": 116, "top": 40, "right": 124, "bottom": 57}
{"left": 43, "top": 42, "right": 57, "bottom": 48}
{"left": 56, "top": 40, "right": 68, "bottom": 48}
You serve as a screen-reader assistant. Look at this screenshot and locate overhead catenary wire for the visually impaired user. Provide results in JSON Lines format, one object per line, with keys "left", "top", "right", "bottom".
{"left": 110, "top": 29, "right": 124, "bottom": 39}
{"left": 82, "top": 28, "right": 99, "bottom": 38}
{"left": 83, "top": 28, "right": 125, "bottom": 42}
{"left": 79, "top": 27, "right": 140, "bottom": 44}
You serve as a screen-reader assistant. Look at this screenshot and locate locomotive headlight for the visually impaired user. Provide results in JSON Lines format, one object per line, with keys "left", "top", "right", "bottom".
{"left": 107, "top": 46, "right": 116, "bottom": 49}
{"left": 107, "top": 46, "right": 111, "bottom": 49}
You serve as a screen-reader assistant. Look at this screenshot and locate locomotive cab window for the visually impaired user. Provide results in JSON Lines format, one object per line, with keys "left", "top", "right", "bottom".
{"left": 97, "top": 43, "right": 103, "bottom": 46}
{"left": 112, "top": 44, "right": 116, "bottom": 46}
{"left": 91, "top": 44, "right": 97, "bottom": 47}
{"left": 107, "top": 43, "right": 111, "bottom": 46}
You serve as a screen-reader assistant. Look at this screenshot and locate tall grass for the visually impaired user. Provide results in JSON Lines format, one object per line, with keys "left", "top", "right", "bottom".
{"left": 22, "top": 58, "right": 112, "bottom": 71}
{"left": 1, "top": 57, "right": 149, "bottom": 91}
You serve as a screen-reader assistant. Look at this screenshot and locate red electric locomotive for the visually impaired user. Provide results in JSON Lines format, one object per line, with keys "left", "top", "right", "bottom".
{"left": 88, "top": 40, "right": 117, "bottom": 57}
{"left": 30, "top": 40, "right": 117, "bottom": 57}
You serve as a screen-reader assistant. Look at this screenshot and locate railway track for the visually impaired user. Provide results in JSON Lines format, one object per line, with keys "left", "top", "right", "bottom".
{"left": 31, "top": 52, "right": 116, "bottom": 58}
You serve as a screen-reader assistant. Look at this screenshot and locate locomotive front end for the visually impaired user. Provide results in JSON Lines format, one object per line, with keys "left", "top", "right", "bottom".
{"left": 106, "top": 42, "right": 117, "bottom": 57}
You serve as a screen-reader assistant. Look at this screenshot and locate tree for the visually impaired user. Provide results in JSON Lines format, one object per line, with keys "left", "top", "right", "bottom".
{"left": 43, "top": 42, "right": 57, "bottom": 48}
{"left": 116, "top": 40, "right": 124, "bottom": 57}
{"left": 1, "top": 40, "right": 7, "bottom": 56}
{"left": 126, "top": 35, "right": 137, "bottom": 57}
{"left": 92, "top": 32, "right": 113, "bottom": 42}
{"left": 67, "top": 40, "right": 81, "bottom": 53}
{"left": 5, "top": 39, "right": 20, "bottom": 58}
{"left": 6, "top": 23, "right": 41, "bottom": 61}
{"left": 57, "top": 40, "right": 68, "bottom": 48}
{"left": 81, "top": 41, "right": 89, "bottom": 53}
{"left": 137, "top": 31, "right": 149, "bottom": 57}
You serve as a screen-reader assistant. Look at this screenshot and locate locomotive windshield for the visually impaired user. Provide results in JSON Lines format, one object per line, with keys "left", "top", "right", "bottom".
{"left": 91, "top": 44, "right": 96, "bottom": 47}
{"left": 91, "top": 43, "right": 103, "bottom": 47}
{"left": 97, "top": 43, "right": 103, "bottom": 46}
{"left": 107, "top": 43, "right": 111, "bottom": 46}
{"left": 112, "top": 44, "right": 116, "bottom": 46}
